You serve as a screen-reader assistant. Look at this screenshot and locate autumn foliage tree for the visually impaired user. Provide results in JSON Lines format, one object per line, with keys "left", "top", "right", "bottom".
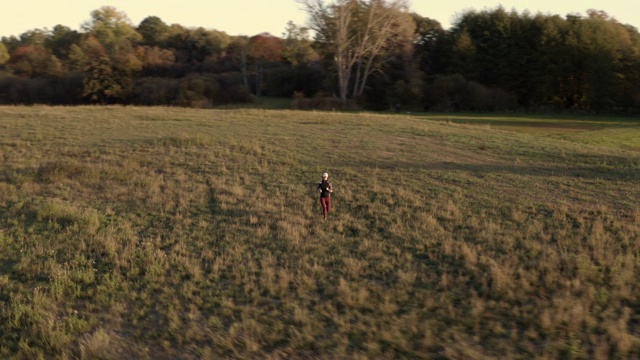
{"left": 0, "top": 42, "right": 9, "bottom": 65}
{"left": 282, "top": 21, "right": 317, "bottom": 65}
{"left": 80, "top": 6, "right": 142, "bottom": 103}
{"left": 248, "top": 33, "right": 284, "bottom": 96}
{"left": 6, "top": 45, "right": 62, "bottom": 77}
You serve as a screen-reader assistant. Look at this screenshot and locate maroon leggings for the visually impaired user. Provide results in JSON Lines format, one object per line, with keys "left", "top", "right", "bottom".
{"left": 320, "top": 197, "right": 331, "bottom": 218}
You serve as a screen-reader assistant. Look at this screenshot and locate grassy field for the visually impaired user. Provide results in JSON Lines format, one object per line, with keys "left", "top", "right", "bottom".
{"left": 0, "top": 106, "right": 639, "bottom": 359}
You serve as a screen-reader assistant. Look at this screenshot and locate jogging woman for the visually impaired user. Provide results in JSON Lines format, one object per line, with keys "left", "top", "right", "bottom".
{"left": 317, "top": 172, "right": 333, "bottom": 220}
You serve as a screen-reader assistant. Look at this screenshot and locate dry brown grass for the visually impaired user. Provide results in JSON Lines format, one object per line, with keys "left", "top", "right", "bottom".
{"left": 0, "top": 106, "right": 639, "bottom": 358}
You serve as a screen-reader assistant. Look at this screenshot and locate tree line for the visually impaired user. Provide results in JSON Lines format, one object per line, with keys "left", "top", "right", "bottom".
{"left": 1, "top": 2, "right": 639, "bottom": 114}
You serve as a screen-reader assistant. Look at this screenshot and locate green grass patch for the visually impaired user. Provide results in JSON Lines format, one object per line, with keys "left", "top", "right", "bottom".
{"left": 1, "top": 106, "right": 639, "bottom": 358}
{"left": 421, "top": 112, "right": 640, "bottom": 136}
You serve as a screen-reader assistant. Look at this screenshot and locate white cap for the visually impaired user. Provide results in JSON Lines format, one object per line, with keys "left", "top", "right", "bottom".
{"left": 322, "top": 172, "right": 328, "bottom": 178}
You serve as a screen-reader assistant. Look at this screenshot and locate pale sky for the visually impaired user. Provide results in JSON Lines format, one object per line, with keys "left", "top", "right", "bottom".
{"left": 1, "top": 0, "right": 638, "bottom": 38}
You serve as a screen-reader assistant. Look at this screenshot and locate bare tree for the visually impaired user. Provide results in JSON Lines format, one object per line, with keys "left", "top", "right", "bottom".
{"left": 297, "top": 0, "right": 413, "bottom": 101}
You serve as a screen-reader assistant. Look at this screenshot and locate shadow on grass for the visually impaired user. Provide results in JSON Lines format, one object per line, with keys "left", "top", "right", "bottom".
{"left": 338, "top": 158, "right": 639, "bottom": 182}
{"left": 206, "top": 184, "right": 250, "bottom": 219}
{"left": 433, "top": 161, "right": 638, "bottom": 181}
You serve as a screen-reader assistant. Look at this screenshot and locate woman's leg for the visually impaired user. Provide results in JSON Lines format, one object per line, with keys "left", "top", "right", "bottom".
{"left": 321, "top": 197, "right": 329, "bottom": 219}
{"left": 325, "top": 197, "right": 331, "bottom": 215}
